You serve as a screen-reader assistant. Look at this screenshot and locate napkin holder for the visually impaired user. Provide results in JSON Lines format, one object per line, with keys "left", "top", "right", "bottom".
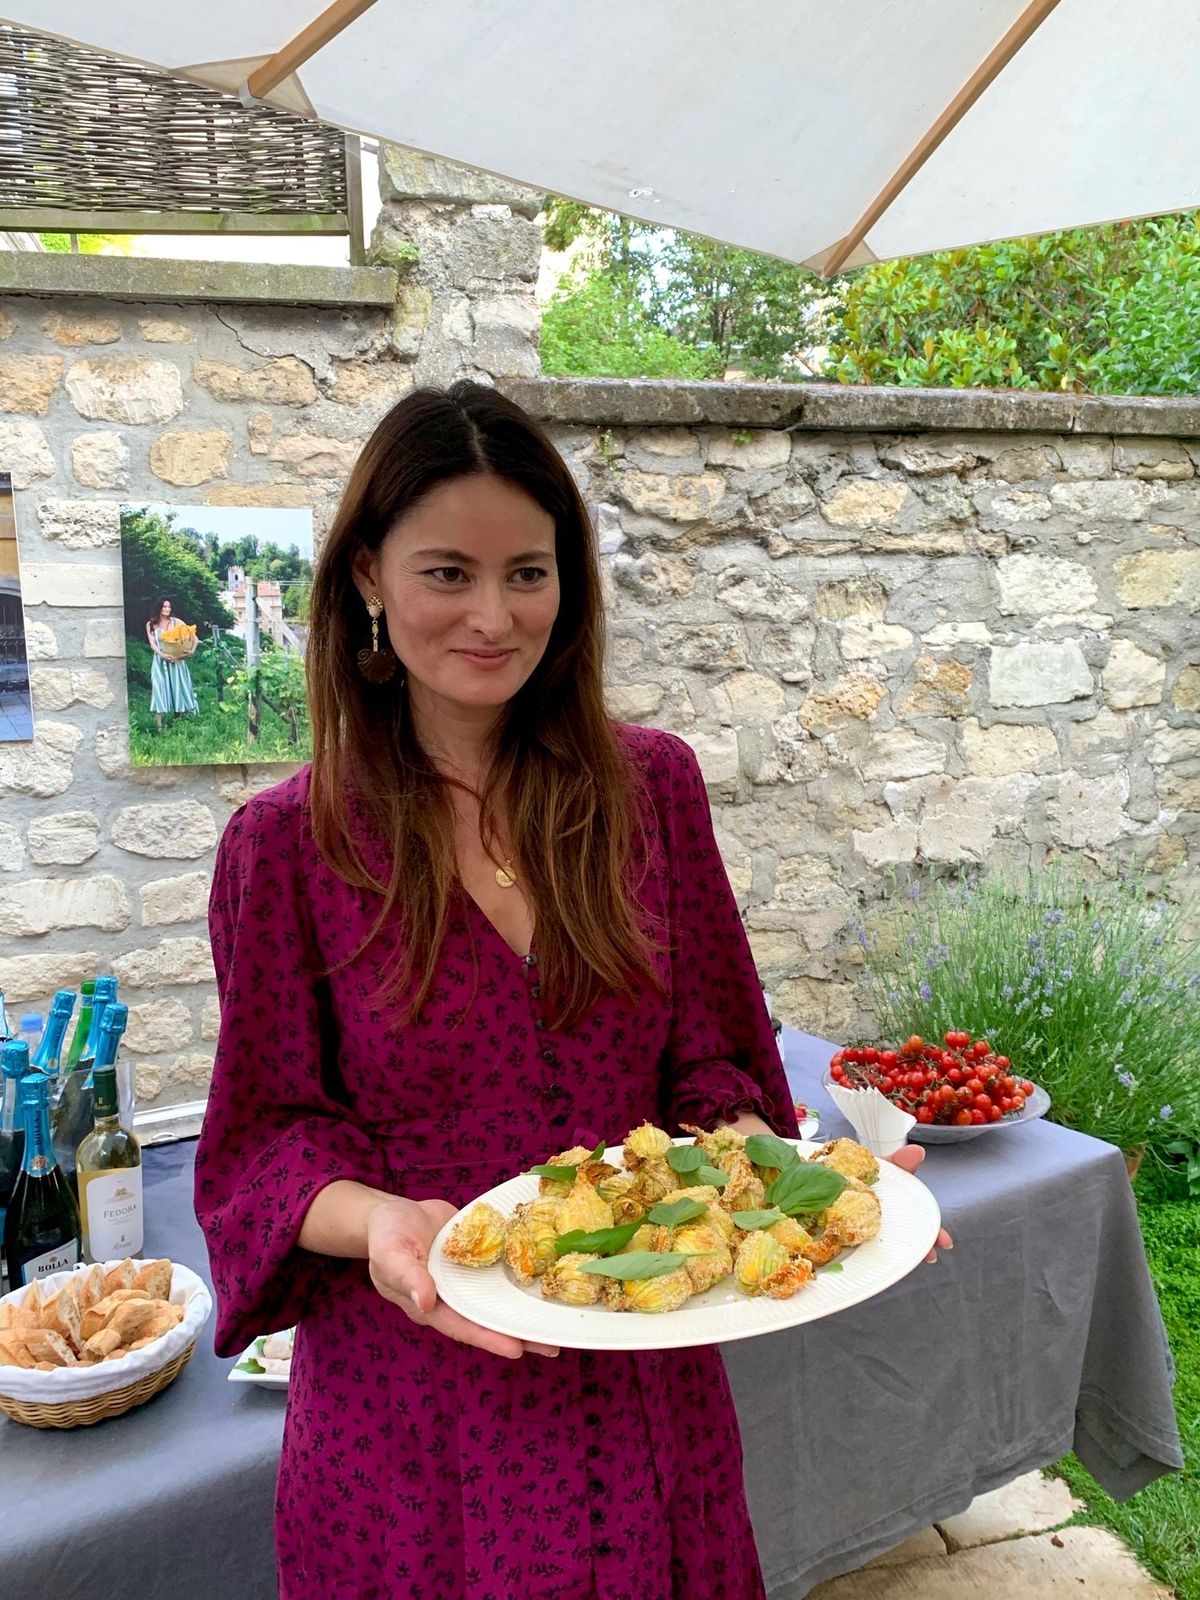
{"left": 824, "top": 1080, "right": 915, "bottom": 1158}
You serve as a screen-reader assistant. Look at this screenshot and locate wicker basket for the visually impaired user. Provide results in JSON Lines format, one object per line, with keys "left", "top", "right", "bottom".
{"left": 0, "top": 1341, "right": 196, "bottom": 1428}
{"left": 158, "top": 638, "right": 194, "bottom": 660}
{"left": 0, "top": 1260, "right": 211, "bottom": 1429}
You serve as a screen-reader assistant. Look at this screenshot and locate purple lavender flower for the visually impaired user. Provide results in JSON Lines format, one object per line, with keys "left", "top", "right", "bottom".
{"left": 1159, "top": 1104, "right": 1173, "bottom": 1121}
{"left": 1002, "top": 985, "right": 1014, "bottom": 1000}
{"left": 919, "top": 982, "right": 933, "bottom": 1001}
{"left": 1117, "top": 1070, "right": 1135, "bottom": 1089}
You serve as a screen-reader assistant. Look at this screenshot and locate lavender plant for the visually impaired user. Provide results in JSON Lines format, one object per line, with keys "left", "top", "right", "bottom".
{"left": 854, "top": 858, "right": 1200, "bottom": 1157}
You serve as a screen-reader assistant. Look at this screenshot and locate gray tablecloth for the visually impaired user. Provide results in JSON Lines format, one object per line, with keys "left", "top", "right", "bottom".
{"left": 1, "top": 1029, "right": 1183, "bottom": 1600}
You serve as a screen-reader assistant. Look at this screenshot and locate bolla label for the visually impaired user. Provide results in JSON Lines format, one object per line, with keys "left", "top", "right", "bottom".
{"left": 84, "top": 1167, "right": 144, "bottom": 1261}
{"left": 21, "top": 1239, "right": 80, "bottom": 1285}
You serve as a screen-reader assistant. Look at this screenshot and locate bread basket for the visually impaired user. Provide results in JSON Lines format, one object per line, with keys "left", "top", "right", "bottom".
{"left": 0, "top": 1260, "right": 212, "bottom": 1429}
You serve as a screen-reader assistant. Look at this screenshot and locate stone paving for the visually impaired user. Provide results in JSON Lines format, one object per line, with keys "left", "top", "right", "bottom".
{"left": 784, "top": 1471, "right": 1172, "bottom": 1598}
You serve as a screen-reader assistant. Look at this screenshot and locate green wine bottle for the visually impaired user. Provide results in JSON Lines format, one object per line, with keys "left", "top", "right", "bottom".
{"left": 63, "top": 980, "right": 95, "bottom": 1074}
{"left": 3, "top": 1063, "right": 82, "bottom": 1288}
{"left": 75, "top": 1005, "right": 142, "bottom": 1264}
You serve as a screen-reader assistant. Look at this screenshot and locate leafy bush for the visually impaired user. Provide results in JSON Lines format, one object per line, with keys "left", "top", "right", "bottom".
{"left": 854, "top": 859, "right": 1200, "bottom": 1156}
{"left": 541, "top": 269, "right": 712, "bottom": 380}
{"left": 120, "top": 506, "right": 233, "bottom": 640}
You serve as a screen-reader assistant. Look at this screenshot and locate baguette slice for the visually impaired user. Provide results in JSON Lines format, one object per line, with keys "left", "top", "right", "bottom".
{"left": 82, "top": 1326, "right": 124, "bottom": 1360}
{"left": 81, "top": 1289, "right": 151, "bottom": 1343}
{"left": 0, "top": 1331, "right": 35, "bottom": 1369}
{"left": 133, "top": 1259, "right": 173, "bottom": 1301}
{"left": 103, "top": 1258, "right": 137, "bottom": 1294}
{"left": 77, "top": 1263, "right": 107, "bottom": 1316}
{"left": 22, "top": 1328, "right": 77, "bottom": 1366}
{"left": 39, "top": 1278, "right": 83, "bottom": 1353}
{"left": 106, "top": 1299, "right": 158, "bottom": 1345}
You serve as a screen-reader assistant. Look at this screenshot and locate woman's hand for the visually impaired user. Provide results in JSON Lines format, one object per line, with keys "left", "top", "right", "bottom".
{"left": 886, "top": 1145, "right": 953, "bottom": 1261}
{"left": 366, "top": 1196, "right": 559, "bottom": 1361}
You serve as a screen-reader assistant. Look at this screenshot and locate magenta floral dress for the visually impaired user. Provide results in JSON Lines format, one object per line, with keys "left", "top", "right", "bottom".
{"left": 195, "top": 724, "right": 798, "bottom": 1600}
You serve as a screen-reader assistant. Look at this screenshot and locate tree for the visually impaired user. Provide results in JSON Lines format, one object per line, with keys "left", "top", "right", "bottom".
{"left": 823, "top": 213, "right": 1200, "bottom": 394}
{"left": 540, "top": 198, "right": 822, "bottom": 381}
{"left": 120, "top": 507, "right": 234, "bottom": 640}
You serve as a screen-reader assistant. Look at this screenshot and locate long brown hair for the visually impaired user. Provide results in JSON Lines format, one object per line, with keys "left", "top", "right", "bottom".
{"left": 306, "top": 381, "right": 660, "bottom": 1027}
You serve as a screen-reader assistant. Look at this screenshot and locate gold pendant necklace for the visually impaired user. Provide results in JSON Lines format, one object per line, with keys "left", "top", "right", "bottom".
{"left": 495, "top": 860, "right": 517, "bottom": 889}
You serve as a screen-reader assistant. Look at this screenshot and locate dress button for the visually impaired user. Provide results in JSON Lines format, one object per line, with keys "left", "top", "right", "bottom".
{"left": 530, "top": 983, "right": 541, "bottom": 998}
{"left": 542, "top": 1048, "right": 556, "bottom": 1064}
{"left": 547, "top": 1082, "right": 563, "bottom": 1097}
{"left": 525, "top": 952, "right": 538, "bottom": 966}
{"left": 534, "top": 1019, "right": 544, "bottom": 1031}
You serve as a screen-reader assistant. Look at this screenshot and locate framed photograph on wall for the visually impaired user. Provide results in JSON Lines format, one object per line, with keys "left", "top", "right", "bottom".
{"left": 119, "top": 502, "right": 315, "bottom": 768}
{"left": 0, "top": 470, "right": 34, "bottom": 744}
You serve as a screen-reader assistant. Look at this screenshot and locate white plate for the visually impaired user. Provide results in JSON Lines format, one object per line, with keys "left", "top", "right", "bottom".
{"left": 796, "top": 1113, "right": 820, "bottom": 1141}
{"left": 429, "top": 1138, "right": 940, "bottom": 1351}
{"left": 227, "top": 1331, "right": 293, "bottom": 1388}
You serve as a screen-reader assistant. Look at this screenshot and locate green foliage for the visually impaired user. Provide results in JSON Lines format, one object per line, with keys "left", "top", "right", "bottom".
{"left": 1052, "top": 1189, "right": 1200, "bottom": 1599}
{"left": 120, "top": 507, "right": 234, "bottom": 639}
{"left": 219, "top": 641, "right": 310, "bottom": 743}
{"left": 856, "top": 858, "right": 1200, "bottom": 1157}
{"left": 826, "top": 213, "right": 1200, "bottom": 394}
{"left": 37, "top": 233, "right": 136, "bottom": 256}
{"left": 540, "top": 197, "right": 820, "bottom": 380}
{"left": 541, "top": 268, "right": 711, "bottom": 379}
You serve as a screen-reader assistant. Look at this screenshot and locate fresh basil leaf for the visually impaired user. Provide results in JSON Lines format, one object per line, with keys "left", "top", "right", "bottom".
{"left": 236, "top": 1358, "right": 266, "bottom": 1374}
{"left": 554, "top": 1221, "right": 642, "bottom": 1257}
{"left": 588, "top": 1140, "right": 606, "bottom": 1162}
{"left": 765, "top": 1162, "right": 847, "bottom": 1216}
{"left": 744, "top": 1134, "right": 799, "bottom": 1172}
{"left": 730, "top": 1208, "right": 786, "bottom": 1230}
{"left": 254, "top": 1337, "right": 267, "bottom": 1356}
{"left": 579, "top": 1251, "right": 709, "bottom": 1280}
{"left": 667, "top": 1145, "right": 705, "bottom": 1174}
{"left": 529, "top": 1162, "right": 580, "bottom": 1182}
{"left": 818, "top": 1262, "right": 845, "bottom": 1273}
{"left": 694, "top": 1163, "right": 729, "bottom": 1188}
{"left": 647, "top": 1198, "right": 709, "bottom": 1228}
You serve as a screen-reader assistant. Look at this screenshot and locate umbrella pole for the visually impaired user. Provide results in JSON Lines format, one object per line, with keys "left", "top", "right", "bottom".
{"left": 246, "top": 0, "right": 379, "bottom": 102}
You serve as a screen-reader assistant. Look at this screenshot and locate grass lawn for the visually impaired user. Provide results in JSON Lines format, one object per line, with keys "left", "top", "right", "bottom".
{"left": 126, "top": 636, "right": 311, "bottom": 767}
{"left": 1051, "top": 1163, "right": 1199, "bottom": 1599}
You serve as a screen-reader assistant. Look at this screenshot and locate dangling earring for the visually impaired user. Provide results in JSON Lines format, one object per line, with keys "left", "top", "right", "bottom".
{"left": 357, "top": 594, "right": 399, "bottom": 683}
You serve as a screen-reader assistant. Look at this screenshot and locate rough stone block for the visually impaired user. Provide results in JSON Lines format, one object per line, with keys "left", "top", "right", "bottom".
{"left": 200, "top": 995, "right": 221, "bottom": 1042}
{"left": 800, "top": 675, "right": 887, "bottom": 730}
{"left": 66, "top": 356, "right": 183, "bottom": 423}
{"left": 716, "top": 566, "right": 808, "bottom": 623}
{"left": 30, "top": 666, "right": 113, "bottom": 711}
{"left": 896, "top": 655, "right": 972, "bottom": 718}
{"left": 709, "top": 673, "right": 787, "bottom": 725}
{"left": 860, "top": 729, "right": 944, "bottom": 781}
{"left": 472, "top": 295, "right": 541, "bottom": 378}
{"left": 604, "top": 683, "right": 664, "bottom": 721}
{"left": 36, "top": 500, "right": 121, "bottom": 549}
{"left": 1114, "top": 549, "right": 1200, "bottom": 609}
{"left": 21, "top": 563, "right": 123, "bottom": 607}
{"left": 989, "top": 640, "right": 1092, "bottom": 706}
{"left": 821, "top": 478, "right": 908, "bottom": 527}
{"left": 140, "top": 871, "right": 211, "bottom": 927}
{"left": 656, "top": 622, "right": 747, "bottom": 671}
{"left": 813, "top": 578, "right": 887, "bottom": 622}
{"left": 1171, "top": 663, "right": 1200, "bottom": 711}
{"left": 204, "top": 483, "right": 314, "bottom": 510}
{"left": 193, "top": 356, "right": 317, "bottom": 407}
{"left": 71, "top": 432, "right": 130, "bottom": 489}
{"left": 83, "top": 619, "right": 126, "bottom": 658}
{"left": 149, "top": 429, "right": 232, "bottom": 487}
{"left": 0, "top": 418, "right": 54, "bottom": 484}
{"left": 0, "top": 354, "right": 63, "bottom": 415}
{"left": 1050, "top": 478, "right": 1166, "bottom": 522}
{"left": 23, "top": 621, "right": 57, "bottom": 660}
{"left": 268, "top": 434, "right": 364, "bottom": 476}
{"left": 448, "top": 214, "right": 542, "bottom": 288}
{"left": 139, "top": 318, "right": 194, "bottom": 343}
{"left": 170, "top": 1049, "right": 215, "bottom": 1088}
{"left": 619, "top": 470, "right": 726, "bottom": 524}
{"left": 996, "top": 554, "right": 1098, "bottom": 615}
{"left": 962, "top": 719, "right": 1059, "bottom": 777}
{"left": 95, "top": 723, "right": 183, "bottom": 787}
{"left": 0, "top": 822, "right": 24, "bottom": 871}
{"left": 0, "top": 873, "right": 130, "bottom": 935}
{"left": 708, "top": 430, "right": 791, "bottom": 469}
{"left": 1048, "top": 770, "right": 1131, "bottom": 848}
{"left": 379, "top": 145, "right": 543, "bottom": 215}
{"left": 111, "top": 800, "right": 218, "bottom": 859}
{"left": 124, "top": 997, "right": 194, "bottom": 1054}
{"left": 853, "top": 817, "right": 920, "bottom": 868}
{"left": 839, "top": 622, "right": 914, "bottom": 661}
{"left": 612, "top": 550, "right": 695, "bottom": 603}
{"left": 1102, "top": 637, "right": 1165, "bottom": 709}
{"left": 113, "top": 937, "right": 215, "bottom": 988}
{"left": 43, "top": 312, "right": 120, "bottom": 347}
{"left": 0, "top": 950, "right": 100, "bottom": 1004}
{"left": 679, "top": 729, "right": 740, "bottom": 793}
{"left": 0, "top": 721, "right": 82, "bottom": 797}
{"left": 26, "top": 811, "right": 101, "bottom": 866}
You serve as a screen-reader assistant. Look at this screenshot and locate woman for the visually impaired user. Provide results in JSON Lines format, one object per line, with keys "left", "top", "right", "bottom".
{"left": 146, "top": 596, "right": 199, "bottom": 731}
{"left": 195, "top": 384, "right": 945, "bottom": 1600}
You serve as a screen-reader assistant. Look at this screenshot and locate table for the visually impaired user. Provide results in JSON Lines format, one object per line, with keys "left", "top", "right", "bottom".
{"left": 1, "top": 1031, "right": 1182, "bottom": 1600}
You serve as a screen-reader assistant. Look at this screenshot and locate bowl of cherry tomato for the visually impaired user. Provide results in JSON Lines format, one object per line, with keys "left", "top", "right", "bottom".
{"left": 824, "top": 1031, "right": 1051, "bottom": 1144}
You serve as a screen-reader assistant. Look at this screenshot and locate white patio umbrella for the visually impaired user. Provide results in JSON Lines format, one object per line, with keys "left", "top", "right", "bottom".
{"left": 4, "top": 0, "right": 1200, "bottom": 274}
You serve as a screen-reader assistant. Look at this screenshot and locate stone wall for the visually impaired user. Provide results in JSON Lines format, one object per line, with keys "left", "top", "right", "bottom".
{"left": 0, "top": 175, "right": 1197, "bottom": 1127}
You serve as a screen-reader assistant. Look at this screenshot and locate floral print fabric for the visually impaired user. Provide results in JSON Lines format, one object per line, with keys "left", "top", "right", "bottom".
{"left": 195, "top": 724, "right": 797, "bottom": 1599}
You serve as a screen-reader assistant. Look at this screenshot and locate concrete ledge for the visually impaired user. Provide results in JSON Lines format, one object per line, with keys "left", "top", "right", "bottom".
{"left": 0, "top": 251, "right": 398, "bottom": 309}
{"left": 501, "top": 375, "right": 1200, "bottom": 438}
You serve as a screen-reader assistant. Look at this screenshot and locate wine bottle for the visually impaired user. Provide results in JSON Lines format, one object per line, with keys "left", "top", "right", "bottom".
{"left": 0, "top": 1040, "right": 28, "bottom": 1273}
{"left": 0, "top": 987, "right": 14, "bottom": 1043}
{"left": 3, "top": 1065, "right": 82, "bottom": 1288}
{"left": 81, "top": 975, "right": 118, "bottom": 1083}
{"left": 63, "top": 979, "right": 95, "bottom": 1074}
{"left": 76, "top": 1004, "right": 142, "bottom": 1264}
{"left": 31, "top": 990, "right": 76, "bottom": 1084}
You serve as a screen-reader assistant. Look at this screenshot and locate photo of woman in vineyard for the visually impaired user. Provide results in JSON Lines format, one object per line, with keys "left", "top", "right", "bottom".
{"left": 146, "top": 596, "right": 200, "bottom": 731}
{"left": 120, "top": 503, "right": 315, "bottom": 769}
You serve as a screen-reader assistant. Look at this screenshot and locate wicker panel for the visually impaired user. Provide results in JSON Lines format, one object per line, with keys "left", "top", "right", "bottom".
{"left": 0, "top": 25, "right": 348, "bottom": 220}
